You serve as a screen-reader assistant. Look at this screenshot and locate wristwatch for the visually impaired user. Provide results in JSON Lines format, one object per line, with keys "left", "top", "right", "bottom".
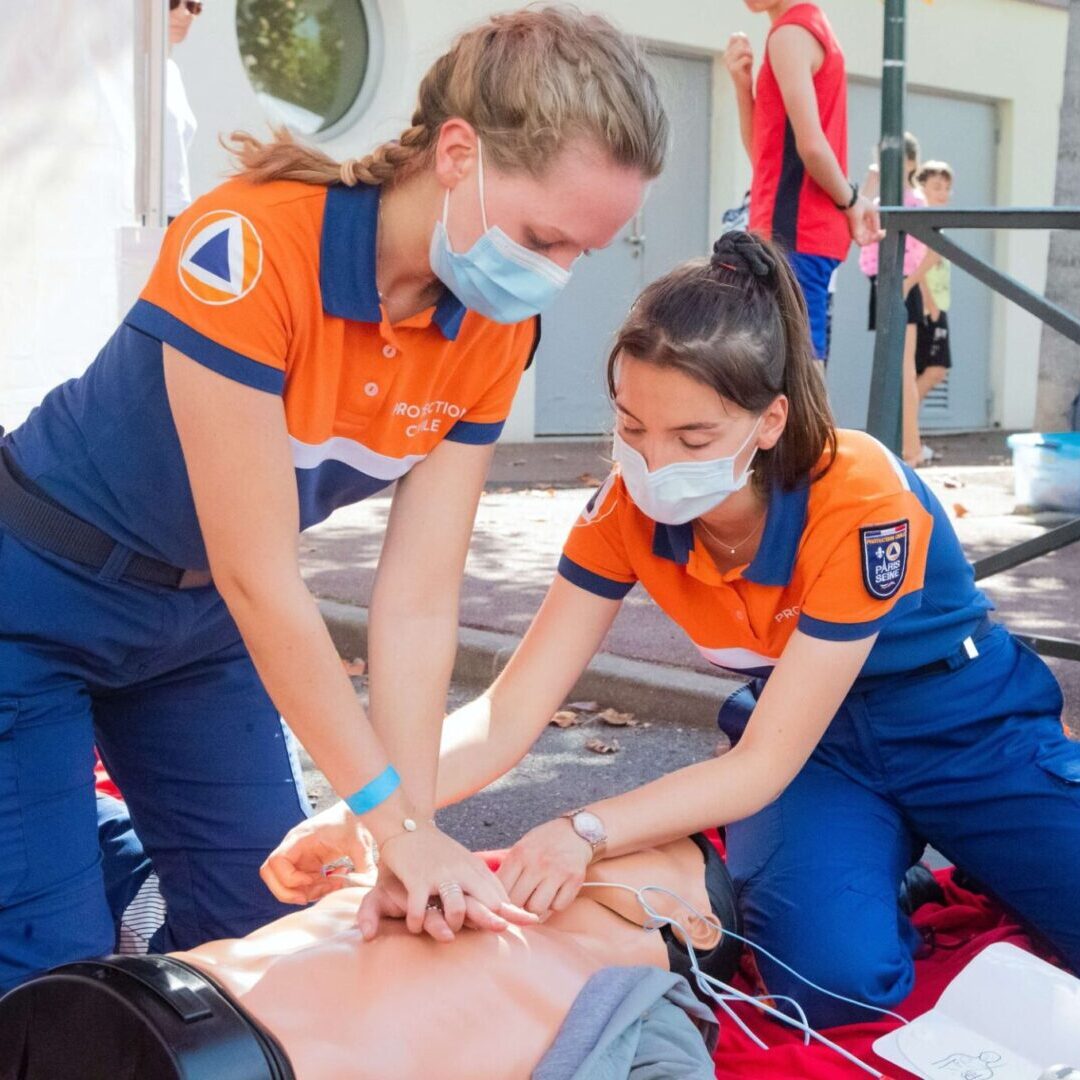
{"left": 561, "top": 808, "right": 608, "bottom": 861}
{"left": 835, "top": 180, "right": 859, "bottom": 211}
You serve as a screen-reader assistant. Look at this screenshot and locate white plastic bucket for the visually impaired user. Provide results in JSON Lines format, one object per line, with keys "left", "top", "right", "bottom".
{"left": 1007, "top": 432, "right": 1080, "bottom": 513}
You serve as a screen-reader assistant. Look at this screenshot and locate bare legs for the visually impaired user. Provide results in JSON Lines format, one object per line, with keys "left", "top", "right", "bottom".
{"left": 902, "top": 324, "right": 921, "bottom": 466}
{"left": 917, "top": 365, "right": 947, "bottom": 402}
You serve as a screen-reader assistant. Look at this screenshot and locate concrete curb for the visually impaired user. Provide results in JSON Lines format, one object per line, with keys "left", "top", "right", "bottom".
{"left": 319, "top": 599, "right": 742, "bottom": 731}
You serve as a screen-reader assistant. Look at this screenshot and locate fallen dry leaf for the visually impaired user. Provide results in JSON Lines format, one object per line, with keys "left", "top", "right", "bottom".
{"left": 942, "top": 476, "right": 963, "bottom": 490}
{"left": 550, "top": 710, "right": 583, "bottom": 728}
{"left": 577, "top": 473, "right": 602, "bottom": 487}
{"left": 567, "top": 701, "right": 600, "bottom": 713}
{"left": 952, "top": 502, "right": 969, "bottom": 518}
{"left": 341, "top": 657, "right": 366, "bottom": 677}
{"left": 585, "top": 737, "right": 620, "bottom": 754}
{"left": 597, "top": 707, "right": 637, "bottom": 727}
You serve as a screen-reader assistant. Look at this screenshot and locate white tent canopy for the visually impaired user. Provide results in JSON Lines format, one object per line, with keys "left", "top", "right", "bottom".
{"left": 0, "top": 1, "right": 166, "bottom": 433}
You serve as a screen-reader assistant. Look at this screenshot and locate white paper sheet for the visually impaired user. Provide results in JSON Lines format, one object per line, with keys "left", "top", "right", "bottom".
{"left": 873, "top": 944, "right": 1080, "bottom": 1080}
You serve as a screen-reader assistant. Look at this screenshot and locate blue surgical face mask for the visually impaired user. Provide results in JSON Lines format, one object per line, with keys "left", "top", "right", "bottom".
{"left": 428, "top": 139, "right": 572, "bottom": 323}
{"left": 613, "top": 417, "right": 763, "bottom": 525}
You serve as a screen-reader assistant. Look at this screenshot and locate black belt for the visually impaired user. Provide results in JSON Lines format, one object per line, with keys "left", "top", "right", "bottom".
{"left": 0, "top": 447, "right": 212, "bottom": 589}
{"left": 881, "top": 614, "right": 996, "bottom": 684}
{"left": 923, "top": 615, "right": 994, "bottom": 673}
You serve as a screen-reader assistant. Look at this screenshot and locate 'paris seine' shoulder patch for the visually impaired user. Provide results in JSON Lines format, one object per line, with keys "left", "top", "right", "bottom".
{"left": 860, "top": 520, "right": 909, "bottom": 600}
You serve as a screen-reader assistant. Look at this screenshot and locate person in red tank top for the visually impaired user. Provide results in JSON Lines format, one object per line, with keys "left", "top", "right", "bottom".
{"left": 725, "top": 1, "right": 881, "bottom": 364}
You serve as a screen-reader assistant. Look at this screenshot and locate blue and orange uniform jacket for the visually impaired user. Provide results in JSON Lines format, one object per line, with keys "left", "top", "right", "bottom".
{"left": 7, "top": 177, "right": 539, "bottom": 569}
{"left": 558, "top": 430, "right": 992, "bottom": 679}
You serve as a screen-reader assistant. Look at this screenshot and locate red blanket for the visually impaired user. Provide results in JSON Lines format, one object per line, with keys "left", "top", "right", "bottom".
{"left": 705, "top": 828, "right": 1058, "bottom": 1079}
{"left": 94, "top": 752, "right": 122, "bottom": 801}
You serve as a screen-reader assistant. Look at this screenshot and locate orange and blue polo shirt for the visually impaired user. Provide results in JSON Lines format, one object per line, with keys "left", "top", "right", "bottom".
{"left": 7, "top": 177, "right": 539, "bottom": 570}
{"left": 559, "top": 430, "right": 992, "bottom": 678}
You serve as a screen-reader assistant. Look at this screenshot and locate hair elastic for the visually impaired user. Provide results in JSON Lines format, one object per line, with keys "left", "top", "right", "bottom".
{"left": 345, "top": 765, "right": 401, "bottom": 816}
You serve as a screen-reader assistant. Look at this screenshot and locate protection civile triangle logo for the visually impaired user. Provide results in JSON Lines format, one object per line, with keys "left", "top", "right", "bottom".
{"left": 178, "top": 210, "right": 263, "bottom": 305}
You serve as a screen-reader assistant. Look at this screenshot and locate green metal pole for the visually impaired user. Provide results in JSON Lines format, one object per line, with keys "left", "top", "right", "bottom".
{"left": 866, "top": 0, "right": 907, "bottom": 453}
{"left": 879, "top": 0, "right": 906, "bottom": 209}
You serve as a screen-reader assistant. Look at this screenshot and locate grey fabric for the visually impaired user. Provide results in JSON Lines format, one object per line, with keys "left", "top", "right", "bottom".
{"left": 532, "top": 965, "right": 718, "bottom": 1080}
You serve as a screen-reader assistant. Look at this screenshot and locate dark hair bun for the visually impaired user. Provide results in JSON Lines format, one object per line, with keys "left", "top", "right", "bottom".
{"left": 710, "top": 231, "right": 778, "bottom": 286}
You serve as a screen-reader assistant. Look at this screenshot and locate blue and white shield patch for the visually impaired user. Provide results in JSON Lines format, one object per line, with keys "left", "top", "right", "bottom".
{"left": 859, "top": 520, "right": 909, "bottom": 600}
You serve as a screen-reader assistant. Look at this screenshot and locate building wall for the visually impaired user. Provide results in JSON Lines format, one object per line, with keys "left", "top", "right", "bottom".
{"left": 711, "top": 0, "right": 1068, "bottom": 433}
{"left": 177, "top": 0, "right": 1068, "bottom": 436}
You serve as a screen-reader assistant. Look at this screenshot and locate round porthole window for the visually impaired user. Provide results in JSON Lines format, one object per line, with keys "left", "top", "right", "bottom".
{"left": 236, "top": 0, "right": 377, "bottom": 138}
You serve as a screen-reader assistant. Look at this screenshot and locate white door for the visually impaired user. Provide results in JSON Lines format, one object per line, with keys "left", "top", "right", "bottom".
{"left": 534, "top": 52, "right": 712, "bottom": 436}
{"left": 828, "top": 81, "right": 999, "bottom": 431}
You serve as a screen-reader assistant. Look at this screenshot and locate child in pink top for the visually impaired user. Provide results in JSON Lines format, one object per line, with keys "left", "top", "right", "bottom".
{"left": 859, "top": 185, "right": 927, "bottom": 278}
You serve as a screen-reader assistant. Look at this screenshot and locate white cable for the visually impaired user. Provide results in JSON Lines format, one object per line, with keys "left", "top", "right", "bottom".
{"left": 705, "top": 990, "right": 813, "bottom": 1048}
{"left": 710, "top": 990, "right": 771, "bottom": 1050}
{"left": 580, "top": 880, "right": 899, "bottom": 1078}
{"left": 713, "top": 922, "right": 911, "bottom": 1027}
{"left": 690, "top": 966, "right": 884, "bottom": 1078}
{"left": 627, "top": 884, "right": 910, "bottom": 1026}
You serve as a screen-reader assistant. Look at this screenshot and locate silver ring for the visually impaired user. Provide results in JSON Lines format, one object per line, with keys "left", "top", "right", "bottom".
{"left": 320, "top": 856, "right": 355, "bottom": 877}
{"left": 438, "top": 881, "right": 463, "bottom": 897}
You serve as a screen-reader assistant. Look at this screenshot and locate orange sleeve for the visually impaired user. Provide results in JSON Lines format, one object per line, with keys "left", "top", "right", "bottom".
{"left": 558, "top": 471, "right": 638, "bottom": 600}
{"left": 797, "top": 490, "right": 933, "bottom": 641}
{"left": 124, "top": 189, "right": 294, "bottom": 394}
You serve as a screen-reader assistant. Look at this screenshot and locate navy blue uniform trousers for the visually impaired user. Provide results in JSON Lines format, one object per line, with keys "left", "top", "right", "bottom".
{"left": 719, "top": 625, "right": 1080, "bottom": 1028}
{"left": 0, "top": 526, "right": 310, "bottom": 991}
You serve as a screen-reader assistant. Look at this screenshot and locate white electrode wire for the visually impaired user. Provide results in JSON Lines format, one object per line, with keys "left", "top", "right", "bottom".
{"left": 579, "top": 881, "right": 899, "bottom": 1079}
{"left": 622, "top": 884, "right": 910, "bottom": 1026}
{"left": 705, "top": 990, "right": 813, "bottom": 1050}
{"left": 729, "top": 993, "right": 812, "bottom": 1046}
{"left": 690, "top": 966, "right": 884, "bottom": 1078}
{"left": 710, "top": 990, "right": 771, "bottom": 1050}
{"left": 711, "top": 923, "right": 911, "bottom": 1027}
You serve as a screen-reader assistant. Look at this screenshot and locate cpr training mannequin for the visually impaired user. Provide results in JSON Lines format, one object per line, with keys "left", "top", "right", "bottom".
{"left": 0, "top": 836, "right": 737, "bottom": 1080}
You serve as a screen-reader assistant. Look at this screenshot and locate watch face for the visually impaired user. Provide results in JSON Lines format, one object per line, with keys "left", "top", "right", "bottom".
{"left": 573, "top": 811, "right": 605, "bottom": 845}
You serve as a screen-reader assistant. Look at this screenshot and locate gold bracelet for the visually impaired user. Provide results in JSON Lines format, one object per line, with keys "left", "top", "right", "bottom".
{"left": 371, "top": 816, "right": 437, "bottom": 864}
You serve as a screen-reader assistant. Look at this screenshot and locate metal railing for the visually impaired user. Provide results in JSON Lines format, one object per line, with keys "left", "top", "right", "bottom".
{"left": 867, "top": 0, "right": 1080, "bottom": 664}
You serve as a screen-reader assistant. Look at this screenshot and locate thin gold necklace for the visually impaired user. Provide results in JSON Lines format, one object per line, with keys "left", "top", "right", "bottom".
{"left": 695, "top": 512, "right": 765, "bottom": 558}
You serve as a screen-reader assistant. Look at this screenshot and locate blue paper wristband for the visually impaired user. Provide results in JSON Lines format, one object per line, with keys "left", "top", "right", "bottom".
{"left": 345, "top": 765, "right": 401, "bottom": 816}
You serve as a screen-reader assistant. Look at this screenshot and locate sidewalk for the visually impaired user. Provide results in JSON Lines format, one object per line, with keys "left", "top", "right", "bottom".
{"left": 301, "top": 431, "right": 1080, "bottom": 732}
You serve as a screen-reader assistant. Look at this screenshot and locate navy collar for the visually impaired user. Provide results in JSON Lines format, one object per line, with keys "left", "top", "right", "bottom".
{"left": 319, "top": 183, "right": 467, "bottom": 340}
{"left": 743, "top": 481, "right": 809, "bottom": 585}
{"left": 652, "top": 521, "right": 695, "bottom": 564}
{"left": 650, "top": 481, "right": 810, "bottom": 586}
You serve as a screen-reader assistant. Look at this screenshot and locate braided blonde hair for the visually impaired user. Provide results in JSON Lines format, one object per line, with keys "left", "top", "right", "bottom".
{"left": 225, "top": 6, "right": 668, "bottom": 188}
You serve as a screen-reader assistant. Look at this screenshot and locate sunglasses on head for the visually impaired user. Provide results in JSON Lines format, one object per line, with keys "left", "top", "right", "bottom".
{"left": 170, "top": 0, "right": 203, "bottom": 14}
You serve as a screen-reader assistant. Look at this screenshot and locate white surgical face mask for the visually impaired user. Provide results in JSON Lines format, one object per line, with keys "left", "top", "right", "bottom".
{"left": 428, "top": 138, "right": 572, "bottom": 323}
{"left": 612, "top": 418, "right": 763, "bottom": 525}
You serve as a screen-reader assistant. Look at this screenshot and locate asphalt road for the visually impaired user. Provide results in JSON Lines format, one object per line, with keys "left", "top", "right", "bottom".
{"left": 299, "top": 677, "right": 719, "bottom": 851}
